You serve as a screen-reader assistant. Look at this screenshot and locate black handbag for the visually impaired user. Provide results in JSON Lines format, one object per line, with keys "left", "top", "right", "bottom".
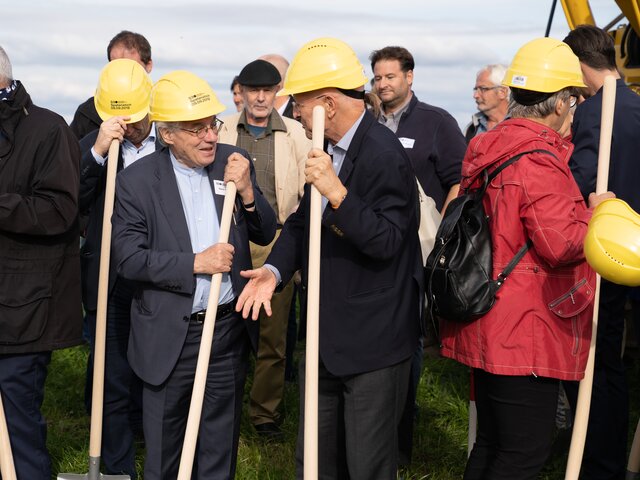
{"left": 424, "top": 149, "right": 554, "bottom": 323}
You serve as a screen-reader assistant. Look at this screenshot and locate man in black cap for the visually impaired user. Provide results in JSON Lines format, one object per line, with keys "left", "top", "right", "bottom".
{"left": 219, "top": 59, "right": 311, "bottom": 440}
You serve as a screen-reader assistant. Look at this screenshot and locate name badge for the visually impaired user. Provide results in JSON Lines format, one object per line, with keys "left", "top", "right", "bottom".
{"left": 214, "top": 180, "right": 226, "bottom": 195}
{"left": 399, "top": 137, "right": 415, "bottom": 149}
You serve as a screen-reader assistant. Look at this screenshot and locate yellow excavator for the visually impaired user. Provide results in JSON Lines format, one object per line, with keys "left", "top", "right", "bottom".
{"left": 558, "top": 0, "right": 640, "bottom": 93}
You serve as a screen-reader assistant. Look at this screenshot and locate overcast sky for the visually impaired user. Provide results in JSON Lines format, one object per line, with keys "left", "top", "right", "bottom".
{"left": 3, "top": 0, "right": 624, "bottom": 129}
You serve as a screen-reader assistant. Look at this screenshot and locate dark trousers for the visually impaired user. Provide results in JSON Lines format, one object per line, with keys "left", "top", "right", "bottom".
{"left": 142, "top": 311, "right": 249, "bottom": 480}
{"left": 296, "top": 355, "right": 411, "bottom": 480}
{"left": 564, "top": 280, "right": 629, "bottom": 480}
{"left": 0, "top": 352, "right": 52, "bottom": 480}
{"left": 397, "top": 336, "right": 424, "bottom": 466}
{"left": 464, "top": 369, "right": 559, "bottom": 480}
{"left": 85, "top": 278, "right": 141, "bottom": 478}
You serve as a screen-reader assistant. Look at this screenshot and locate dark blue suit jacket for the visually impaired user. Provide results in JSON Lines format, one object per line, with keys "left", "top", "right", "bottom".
{"left": 267, "top": 111, "right": 423, "bottom": 377}
{"left": 570, "top": 79, "right": 640, "bottom": 212}
{"left": 78, "top": 129, "right": 162, "bottom": 311}
{"left": 111, "top": 144, "right": 276, "bottom": 385}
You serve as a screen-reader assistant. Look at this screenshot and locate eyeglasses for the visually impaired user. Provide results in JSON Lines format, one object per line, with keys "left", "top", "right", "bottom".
{"left": 569, "top": 96, "right": 578, "bottom": 109}
{"left": 292, "top": 94, "right": 328, "bottom": 112}
{"left": 178, "top": 117, "right": 224, "bottom": 139}
{"left": 472, "top": 86, "right": 501, "bottom": 93}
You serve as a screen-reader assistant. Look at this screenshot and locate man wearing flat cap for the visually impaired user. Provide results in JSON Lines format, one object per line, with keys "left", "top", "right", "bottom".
{"left": 219, "top": 59, "right": 311, "bottom": 440}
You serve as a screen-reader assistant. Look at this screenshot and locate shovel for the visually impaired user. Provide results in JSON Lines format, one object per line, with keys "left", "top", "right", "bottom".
{"left": 59, "top": 139, "right": 129, "bottom": 480}
{"left": 565, "top": 74, "right": 617, "bottom": 480}
{"left": 176, "top": 181, "right": 237, "bottom": 480}
{"left": 0, "top": 391, "right": 17, "bottom": 480}
{"left": 302, "top": 105, "right": 325, "bottom": 480}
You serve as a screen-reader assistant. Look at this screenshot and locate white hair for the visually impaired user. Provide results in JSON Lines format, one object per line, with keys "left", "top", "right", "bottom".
{"left": 0, "top": 46, "right": 13, "bottom": 87}
{"left": 478, "top": 64, "right": 508, "bottom": 87}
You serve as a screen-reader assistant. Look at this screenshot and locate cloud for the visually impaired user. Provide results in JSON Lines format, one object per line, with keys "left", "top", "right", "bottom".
{"left": 4, "top": 0, "right": 623, "bottom": 128}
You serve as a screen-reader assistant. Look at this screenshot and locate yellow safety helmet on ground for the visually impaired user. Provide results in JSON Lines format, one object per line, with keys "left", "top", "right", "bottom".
{"left": 278, "top": 37, "right": 368, "bottom": 96}
{"left": 94, "top": 58, "right": 152, "bottom": 123}
{"left": 503, "top": 37, "right": 586, "bottom": 93}
{"left": 150, "top": 70, "right": 225, "bottom": 123}
{"left": 584, "top": 198, "right": 640, "bottom": 286}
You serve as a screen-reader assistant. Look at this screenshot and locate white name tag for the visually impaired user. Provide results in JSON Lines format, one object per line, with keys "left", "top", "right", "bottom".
{"left": 399, "top": 137, "right": 415, "bottom": 149}
{"left": 213, "top": 180, "right": 226, "bottom": 195}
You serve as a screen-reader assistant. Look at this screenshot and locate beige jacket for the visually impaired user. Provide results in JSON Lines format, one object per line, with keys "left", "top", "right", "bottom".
{"left": 218, "top": 112, "right": 310, "bottom": 224}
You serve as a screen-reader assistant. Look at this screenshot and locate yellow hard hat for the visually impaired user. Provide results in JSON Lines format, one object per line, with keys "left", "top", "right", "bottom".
{"left": 149, "top": 70, "right": 225, "bottom": 123}
{"left": 94, "top": 58, "right": 152, "bottom": 123}
{"left": 278, "top": 37, "right": 368, "bottom": 96}
{"left": 503, "top": 37, "right": 586, "bottom": 93}
{"left": 584, "top": 198, "right": 640, "bottom": 286}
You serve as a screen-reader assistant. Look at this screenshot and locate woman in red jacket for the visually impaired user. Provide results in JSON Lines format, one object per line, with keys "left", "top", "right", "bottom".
{"left": 439, "top": 38, "right": 613, "bottom": 480}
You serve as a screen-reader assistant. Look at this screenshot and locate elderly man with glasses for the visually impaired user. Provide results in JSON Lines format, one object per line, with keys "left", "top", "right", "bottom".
{"left": 464, "top": 64, "right": 511, "bottom": 142}
{"left": 111, "top": 70, "right": 276, "bottom": 480}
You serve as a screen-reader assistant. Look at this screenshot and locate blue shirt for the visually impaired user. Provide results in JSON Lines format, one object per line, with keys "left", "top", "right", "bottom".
{"left": 169, "top": 151, "right": 234, "bottom": 312}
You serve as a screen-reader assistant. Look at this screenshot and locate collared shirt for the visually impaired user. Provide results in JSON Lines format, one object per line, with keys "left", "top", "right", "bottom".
{"left": 235, "top": 110, "right": 287, "bottom": 215}
{"left": 91, "top": 124, "right": 157, "bottom": 168}
{"left": 378, "top": 94, "right": 412, "bottom": 133}
{"left": 169, "top": 151, "right": 234, "bottom": 313}
{"left": 264, "top": 110, "right": 366, "bottom": 284}
{"left": 471, "top": 111, "right": 490, "bottom": 135}
{"left": 324, "top": 110, "right": 365, "bottom": 211}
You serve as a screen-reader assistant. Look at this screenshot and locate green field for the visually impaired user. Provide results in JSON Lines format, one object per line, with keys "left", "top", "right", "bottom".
{"left": 43, "top": 343, "right": 640, "bottom": 479}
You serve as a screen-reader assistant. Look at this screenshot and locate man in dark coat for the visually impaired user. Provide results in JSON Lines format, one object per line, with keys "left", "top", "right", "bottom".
{"left": 0, "top": 45, "right": 82, "bottom": 480}
{"left": 564, "top": 24, "right": 640, "bottom": 480}
{"left": 237, "top": 37, "right": 423, "bottom": 479}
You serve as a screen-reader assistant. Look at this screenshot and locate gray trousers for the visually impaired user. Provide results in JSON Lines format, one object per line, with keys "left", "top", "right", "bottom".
{"left": 296, "top": 354, "right": 411, "bottom": 480}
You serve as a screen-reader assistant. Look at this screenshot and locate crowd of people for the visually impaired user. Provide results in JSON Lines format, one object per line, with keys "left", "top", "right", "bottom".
{"left": 0, "top": 23, "right": 639, "bottom": 480}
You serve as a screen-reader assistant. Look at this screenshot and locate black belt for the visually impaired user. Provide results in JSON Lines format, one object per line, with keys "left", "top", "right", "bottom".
{"left": 190, "top": 299, "right": 236, "bottom": 323}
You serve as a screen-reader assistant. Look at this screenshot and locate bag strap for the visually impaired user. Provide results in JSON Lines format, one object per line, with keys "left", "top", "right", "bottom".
{"left": 495, "top": 239, "right": 533, "bottom": 288}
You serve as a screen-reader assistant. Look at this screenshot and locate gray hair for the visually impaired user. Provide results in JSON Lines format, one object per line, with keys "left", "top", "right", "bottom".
{"left": 508, "top": 88, "right": 572, "bottom": 119}
{"left": 479, "top": 64, "right": 508, "bottom": 87}
{"left": 0, "top": 46, "right": 14, "bottom": 87}
{"left": 155, "top": 121, "right": 180, "bottom": 147}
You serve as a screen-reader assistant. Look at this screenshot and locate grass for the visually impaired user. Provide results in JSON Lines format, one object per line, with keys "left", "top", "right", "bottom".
{"left": 43, "top": 341, "right": 640, "bottom": 479}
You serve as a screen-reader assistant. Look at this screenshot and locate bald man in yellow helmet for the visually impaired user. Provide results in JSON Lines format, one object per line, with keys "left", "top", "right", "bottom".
{"left": 237, "top": 38, "right": 423, "bottom": 479}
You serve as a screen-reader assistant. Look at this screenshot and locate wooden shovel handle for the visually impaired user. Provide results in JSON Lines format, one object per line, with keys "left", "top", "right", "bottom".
{"left": 177, "top": 182, "right": 237, "bottom": 480}
{"left": 303, "top": 105, "right": 325, "bottom": 480}
{"left": 565, "top": 75, "right": 617, "bottom": 480}
{"left": 89, "top": 138, "right": 120, "bottom": 458}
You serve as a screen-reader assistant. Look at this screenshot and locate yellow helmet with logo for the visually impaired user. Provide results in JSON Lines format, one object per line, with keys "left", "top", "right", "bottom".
{"left": 503, "top": 37, "right": 586, "bottom": 93}
{"left": 278, "top": 37, "right": 368, "bottom": 96}
{"left": 584, "top": 198, "right": 640, "bottom": 286}
{"left": 149, "top": 70, "right": 225, "bottom": 123}
{"left": 94, "top": 58, "right": 152, "bottom": 123}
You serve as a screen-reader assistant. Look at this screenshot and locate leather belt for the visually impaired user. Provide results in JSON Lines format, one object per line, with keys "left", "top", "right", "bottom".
{"left": 190, "top": 299, "right": 236, "bottom": 323}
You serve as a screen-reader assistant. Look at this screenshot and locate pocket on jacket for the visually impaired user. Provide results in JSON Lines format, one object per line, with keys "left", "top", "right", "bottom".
{"left": 0, "top": 272, "right": 52, "bottom": 345}
{"left": 547, "top": 278, "right": 594, "bottom": 318}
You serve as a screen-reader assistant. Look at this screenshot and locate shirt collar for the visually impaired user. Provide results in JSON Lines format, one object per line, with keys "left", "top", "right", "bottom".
{"left": 380, "top": 93, "right": 412, "bottom": 122}
{"left": 327, "top": 110, "right": 366, "bottom": 156}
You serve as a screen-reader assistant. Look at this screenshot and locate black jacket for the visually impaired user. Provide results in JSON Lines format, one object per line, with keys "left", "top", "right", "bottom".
{"left": 112, "top": 145, "right": 276, "bottom": 385}
{"left": 395, "top": 94, "right": 466, "bottom": 210}
{"left": 267, "top": 111, "right": 423, "bottom": 376}
{"left": 78, "top": 129, "right": 161, "bottom": 311}
{"left": 0, "top": 82, "right": 82, "bottom": 353}
{"left": 570, "top": 79, "right": 640, "bottom": 212}
{"left": 70, "top": 96, "right": 101, "bottom": 141}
